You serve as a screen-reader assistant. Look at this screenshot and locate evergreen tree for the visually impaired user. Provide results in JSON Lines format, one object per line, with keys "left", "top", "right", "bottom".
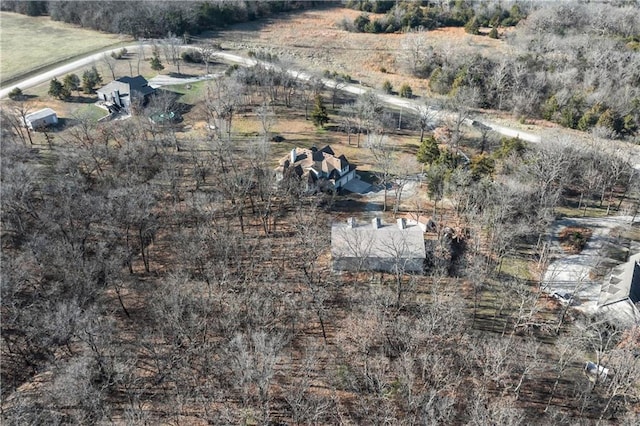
{"left": 464, "top": 16, "right": 480, "bottom": 35}
{"left": 382, "top": 80, "right": 393, "bottom": 94}
{"left": 311, "top": 95, "right": 329, "bottom": 128}
{"left": 470, "top": 153, "right": 495, "bottom": 180}
{"left": 82, "top": 66, "right": 102, "bottom": 94}
{"left": 417, "top": 135, "right": 441, "bottom": 166}
{"left": 48, "top": 78, "right": 65, "bottom": 99}
{"left": 63, "top": 73, "right": 81, "bottom": 95}
{"left": 8, "top": 87, "right": 24, "bottom": 100}
{"left": 399, "top": 83, "right": 413, "bottom": 98}
{"left": 150, "top": 54, "right": 165, "bottom": 71}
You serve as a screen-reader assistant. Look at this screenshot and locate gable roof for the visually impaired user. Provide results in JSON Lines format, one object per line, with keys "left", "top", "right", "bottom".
{"left": 97, "top": 75, "right": 155, "bottom": 97}
{"left": 117, "top": 76, "right": 155, "bottom": 96}
{"left": 599, "top": 253, "right": 640, "bottom": 306}
{"left": 25, "top": 108, "right": 56, "bottom": 122}
{"left": 331, "top": 219, "right": 426, "bottom": 260}
{"left": 277, "top": 145, "right": 353, "bottom": 184}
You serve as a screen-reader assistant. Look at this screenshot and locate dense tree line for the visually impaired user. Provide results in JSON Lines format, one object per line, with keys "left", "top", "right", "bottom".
{"left": 0, "top": 0, "right": 330, "bottom": 38}
{"left": 340, "top": 0, "right": 526, "bottom": 33}
{"left": 399, "top": 2, "right": 640, "bottom": 140}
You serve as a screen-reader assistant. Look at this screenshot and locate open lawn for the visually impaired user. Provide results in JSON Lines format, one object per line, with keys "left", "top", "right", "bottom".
{"left": 0, "top": 12, "right": 130, "bottom": 85}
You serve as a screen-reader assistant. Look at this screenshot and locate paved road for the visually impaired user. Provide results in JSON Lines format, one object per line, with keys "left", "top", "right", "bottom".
{"left": 0, "top": 44, "right": 146, "bottom": 99}
{"left": 1, "top": 44, "right": 542, "bottom": 145}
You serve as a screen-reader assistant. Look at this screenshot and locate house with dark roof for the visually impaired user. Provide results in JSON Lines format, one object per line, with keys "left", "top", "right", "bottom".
{"left": 599, "top": 253, "right": 640, "bottom": 306}
{"left": 331, "top": 217, "right": 426, "bottom": 273}
{"left": 598, "top": 253, "right": 640, "bottom": 325}
{"left": 97, "top": 76, "right": 155, "bottom": 113}
{"left": 275, "top": 145, "right": 356, "bottom": 191}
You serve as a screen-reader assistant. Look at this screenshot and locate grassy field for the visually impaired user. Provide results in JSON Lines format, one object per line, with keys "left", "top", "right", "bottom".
{"left": 0, "top": 12, "right": 130, "bottom": 84}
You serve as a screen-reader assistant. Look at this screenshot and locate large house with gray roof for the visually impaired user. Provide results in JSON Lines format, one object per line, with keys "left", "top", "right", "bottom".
{"left": 599, "top": 253, "right": 640, "bottom": 306}
{"left": 275, "top": 145, "right": 356, "bottom": 192}
{"left": 598, "top": 252, "right": 640, "bottom": 325}
{"left": 97, "top": 76, "right": 155, "bottom": 114}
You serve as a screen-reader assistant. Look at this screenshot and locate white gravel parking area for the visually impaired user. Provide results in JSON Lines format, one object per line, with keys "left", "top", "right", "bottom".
{"left": 542, "top": 215, "right": 638, "bottom": 316}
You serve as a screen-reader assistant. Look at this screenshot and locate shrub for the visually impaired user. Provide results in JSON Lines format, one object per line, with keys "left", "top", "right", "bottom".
{"left": 382, "top": 80, "right": 393, "bottom": 94}
{"left": 488, "top": 27, "right": 499, "bottom": 39}
{"left": 8, "top": 87, "right": 24, "bottom": 100}
{"left": 354, "top": 13, "right": 370, "bottom": 32}
{"left": 464, "top": 16, "right": 480, "bottom": 35}
{"left": 150, "top": 55, "right": 164, "bottom": 72}
{"left": 181, "top": 49, "right": 203, "bottom": 63}
{"left": 225, "top": 64, "right": 239, "bottom": 76}
{"left": 494, "top": 137, "right": 527, "bottom": 159}
{"left": 559, "top": 227, "right": 592, "bottom": 254}
{"left": 399, "top": 83, "right": 413, "bottom": 98}
{"left": 111, "top": 47, "right": 128, "bottom": 59}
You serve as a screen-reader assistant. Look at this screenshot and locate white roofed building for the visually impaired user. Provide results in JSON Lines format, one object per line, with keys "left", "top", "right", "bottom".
{"left": 24, "top": 108, "right": 58, "bottom": 130}
{"left": 331, "top": 217, "right": 426, "bottom": 273}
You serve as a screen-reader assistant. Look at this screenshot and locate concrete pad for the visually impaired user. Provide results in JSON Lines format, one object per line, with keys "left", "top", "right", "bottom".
{"left": 342, "top": 176, "right": 372, "bottom": 194}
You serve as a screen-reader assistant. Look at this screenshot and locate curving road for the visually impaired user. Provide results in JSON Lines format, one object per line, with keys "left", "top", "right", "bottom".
{"left": 212, "top": 50, "right": 543, "bottom": 144}
{"left": 0, "top": 45, "right": 145, "bottom": 99}
{"left": 0, "top": 45, "right": 569, "bottom": 146}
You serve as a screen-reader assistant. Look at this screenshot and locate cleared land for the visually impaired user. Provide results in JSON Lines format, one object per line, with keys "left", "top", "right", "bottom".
{"left": 0, "top": 12, "right": 129, "bottom": 85}
{"left": 211, "top": 7, "right": 512, "bottom": 97}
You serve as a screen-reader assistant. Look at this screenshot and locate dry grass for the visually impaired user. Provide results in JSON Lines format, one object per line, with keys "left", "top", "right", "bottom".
{"left": 212, "top": 7, "right": 514, "bottom": 98}
{"left": 0, "top": 11, "right": 130, "bottom": 84}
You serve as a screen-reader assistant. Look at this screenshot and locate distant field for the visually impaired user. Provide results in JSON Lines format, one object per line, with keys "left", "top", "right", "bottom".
{"left": 0, "top": 12, "right": 130, "bottom": 84}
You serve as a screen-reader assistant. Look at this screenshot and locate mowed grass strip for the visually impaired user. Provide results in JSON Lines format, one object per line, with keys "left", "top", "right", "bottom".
{"left": 0, "top": 12, "right": 130, "bottom": 83}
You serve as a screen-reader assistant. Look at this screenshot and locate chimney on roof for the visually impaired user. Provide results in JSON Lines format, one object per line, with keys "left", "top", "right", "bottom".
{"left": 397, "top": 218, "right": 407, "bottom": 229}
{"left": 372, "top": 217, "right": 381, "bottom": 229}
{"left": 290, "top": 148, "right": 297, "bottom": 163}
{"left": 347, "top": 217, "right": 356, "bottom": 228}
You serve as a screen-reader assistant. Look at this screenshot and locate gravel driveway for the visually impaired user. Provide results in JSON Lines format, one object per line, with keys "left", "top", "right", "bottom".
{"left": 542, "top": 215, "right": 639, "bottom": 317}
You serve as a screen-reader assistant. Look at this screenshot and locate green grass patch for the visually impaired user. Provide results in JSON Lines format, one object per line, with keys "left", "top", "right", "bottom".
{"left": 163, "top": 81, "right": 208, "bottom": 105}
{"left": 498, "top": 256, "right": 533, "bottom": 281}
{"left": 555, "top": 205, "right": 610, "bottom": 219}
{"left": 72, "top": 104, "right": 109, "bottom": 121}
{"left": 0, "top": 12, "right": 130, "bottom": 84}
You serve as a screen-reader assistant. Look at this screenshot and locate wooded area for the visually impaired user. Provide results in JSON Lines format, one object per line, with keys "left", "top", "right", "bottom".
{"left": 2, "top": 1, "right": 640, "bottom": 424}
{"left": 3, "top": 58, "right": 640, "bottom": 423}
{"left": 0, "top": 0, "right": 327, "bottom": 37}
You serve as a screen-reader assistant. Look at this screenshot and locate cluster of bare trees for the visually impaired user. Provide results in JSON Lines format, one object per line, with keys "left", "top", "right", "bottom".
{"left": 3, "top": 58, "right": 640, "bottom": 424}
{"left": 400, "top": 2, "right": 640, "bottom": 140}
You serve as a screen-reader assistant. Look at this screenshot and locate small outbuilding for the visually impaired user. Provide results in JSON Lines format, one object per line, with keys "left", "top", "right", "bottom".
{"left": 24, "top": 108, "right": 58, "bottom": 130}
